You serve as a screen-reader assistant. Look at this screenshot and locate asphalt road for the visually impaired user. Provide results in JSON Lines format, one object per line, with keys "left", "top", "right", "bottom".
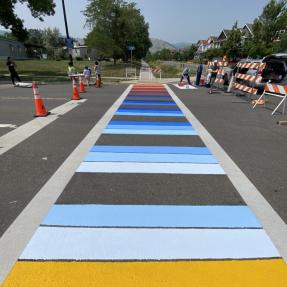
{"left": 0, "top": 83, "right": 127, "bottom": 235}
{"left": 170, "top": 85, "right": 287, "bottom": 223}
{"left": 0, "top": 82, "right": 287, "bottom": 286}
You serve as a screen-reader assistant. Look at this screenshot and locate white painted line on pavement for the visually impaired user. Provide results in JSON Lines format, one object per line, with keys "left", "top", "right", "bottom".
{"left": 165, "top": 84, "right": 287, "bottom": 263}
{"left": 0, "top": 85, "right": 132, "bottom": 284}
{"left": 0, "top": 99, "right": 87, "bottom": 156}
{"left": 0, "top": 124, "right": 17, "bottom": 129}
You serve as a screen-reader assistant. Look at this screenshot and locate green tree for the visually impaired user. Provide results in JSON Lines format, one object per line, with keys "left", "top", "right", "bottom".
{"left": 247, "top": 0, "right": 287, "bottom": 57}
{"left": 203, "top": 48, "right": 223, "bottom": 61}
{"left": 84, "top": 0, "right": 151, "bottom": 63}
{"left": 221, "top": 22, "right": 242, "bottom": 60}
{"left": 25, "top": 29, "right": 44, "bottom": 46}
{"left": 0, "top": 0, "right": 56, "bottom": 41}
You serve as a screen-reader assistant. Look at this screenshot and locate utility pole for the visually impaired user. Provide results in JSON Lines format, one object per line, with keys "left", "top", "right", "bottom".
{"left": 62, "top": 0, "right": 70, "bottom": 39}
{"left": 61, "top": 0, "right": 73, "bottom": 63}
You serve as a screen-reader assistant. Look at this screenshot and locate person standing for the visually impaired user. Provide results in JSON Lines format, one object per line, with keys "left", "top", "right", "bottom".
{"left": 209, "top": 60, "right": 219, "bottom": 94}
{"left": 6, "top": 57, "right": 21, "bottom": 86}
{"left": 94, "top": 61, "right": 101, "bottom": 87}
{"left": 195, "top": 62, "right": 203, "bottom": 86}
{"left": 67, "top": 61, "right": 76, "bottom": 80}
{"left": 180, "top": 66, "right": 191, "bottom": 85}
{"left": 83, "top": 66, "right": 91, "bottom": 85}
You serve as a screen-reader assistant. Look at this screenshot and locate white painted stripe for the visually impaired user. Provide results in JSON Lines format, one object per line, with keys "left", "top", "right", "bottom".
{"left": 165, "top": 84, "right": 287, "bottom": 262}
{"left": 0, "top": 85, "right": 133, "bottom": 284}
{"left": 0, "top": 124, "right": 16, "bottom": 129}
{"left": 19, "top": 227, "right": 279, "bottom": 260}
{"left": 0, "top": 99, "right": 87, "bottom": 156}
{"left": 77, "top": 162, "right": 225, "bottom": 174}
{"left": 173, "top": 84, "right": 197, "bottom": 90}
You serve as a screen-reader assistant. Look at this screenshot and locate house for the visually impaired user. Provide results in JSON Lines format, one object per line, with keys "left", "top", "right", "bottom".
{"left": 214, "top": 29, "right": 231, "bottom": 48}
{"left": 0, "top": 37, "right": 28, "bottom": 60}
{"left": 72, "top": 38, "right": 97, "bottom": 60}
{"left": 241, "top": 24, "right": 254, "bottom": 43}
{"left": 195, "top": 37, "right": 217, "bottom": 58}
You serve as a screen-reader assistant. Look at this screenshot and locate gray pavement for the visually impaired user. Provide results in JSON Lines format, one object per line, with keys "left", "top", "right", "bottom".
{"left": 0, "top": 83, "right": 127, "bottom": 236}
{"left": 0, "top": 82, "right": 287, "bottom": 285}
{"left": 169, "top": 84, "right": 287, "bottom": 223}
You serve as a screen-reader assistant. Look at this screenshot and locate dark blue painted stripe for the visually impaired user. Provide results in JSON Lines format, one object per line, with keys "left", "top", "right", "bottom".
{"left": 109, "top": 121, "right": 191, "bottom": 126}
{"left": 117, "top": 109, "right": 182, "bottom": 113}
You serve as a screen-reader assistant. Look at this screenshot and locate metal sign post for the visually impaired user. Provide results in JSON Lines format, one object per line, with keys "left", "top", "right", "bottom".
{"left": 128, "top": 46, "right": 135, "bottom": 67}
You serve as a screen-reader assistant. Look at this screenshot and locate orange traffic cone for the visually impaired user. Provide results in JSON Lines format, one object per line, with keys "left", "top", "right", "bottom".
{"left": 79, "top": 76, "right": 86, "bottom": 93}
{"left": 32, "top": 82, "right": 49, "bottom": 117}
{"left": 95, "top": 75, "right": 101, "bottom": 88}
{"left": 72, "top": 78, "right": 81, "bottom": 100}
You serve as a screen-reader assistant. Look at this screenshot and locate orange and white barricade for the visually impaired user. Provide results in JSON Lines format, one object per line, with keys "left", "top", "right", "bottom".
{"left": 152, "top": 67, "right": 162, "bottom": 80}
{"left": 232, "top": 62, "right": 266, "bottom": 97}
{"left": 253, "top": 83, "right": 287, "bottom": 115}
{"left": 208, "top": 61, "right": 228, "bottom": 90}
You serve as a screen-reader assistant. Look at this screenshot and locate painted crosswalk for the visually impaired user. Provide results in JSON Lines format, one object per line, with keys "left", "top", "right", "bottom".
{"left": 2, "top": 83, "right": 287, "bottom": 286}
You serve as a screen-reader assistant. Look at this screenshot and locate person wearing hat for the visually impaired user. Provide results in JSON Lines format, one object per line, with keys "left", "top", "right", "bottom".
{"left": 209, "top": 60, "right": 219, "bottom": 94}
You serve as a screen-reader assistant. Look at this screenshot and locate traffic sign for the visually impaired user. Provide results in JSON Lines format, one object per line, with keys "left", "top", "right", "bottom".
{"left": 65, "top": 38, "right": 74, "bottom": 49}
{"left": 128, "top": 46, "right": 135, "bottom": 51}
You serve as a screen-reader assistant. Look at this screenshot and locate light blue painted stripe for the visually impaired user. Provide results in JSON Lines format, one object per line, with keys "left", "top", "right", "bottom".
{"left": 77, "top": 162, "right": 225, "bottom": 174}
{"left": 42, "top": 205, "right": 261, "bottom": 228}
{"left": 84, "top": 152, "right": 217, "bottom": 163}
{"left": 90, "top": 146, "right": 212, "bottom": 155}
{"left": 106, "top": 124, "right": 194, "bottom": 130}
{"left": 115, "top": 112, "right": 184, "bottom": 117}
{"left": 109, "top": 121, "right": 191, "bottom": 126}
{"left": 20, "top": 227, "right": 279, "bottom": 260}
{"left": 103, "top": 129, "right": 197, "bottom": 135}
{"left": 123, "top": 101, "right": 176, "bottom": 106}
{"left": 118, "top": 107, "right": 182, "bottom": 114}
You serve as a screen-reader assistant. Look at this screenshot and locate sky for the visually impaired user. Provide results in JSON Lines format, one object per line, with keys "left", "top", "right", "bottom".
{"left": 2, "top": 0, "right": 271, "bottom": 44}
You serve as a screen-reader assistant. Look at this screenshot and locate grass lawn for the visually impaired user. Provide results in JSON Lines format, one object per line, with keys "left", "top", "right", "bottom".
{"left": 148, "top": 61, "right": 182, "bottom": 78}
{"left": 0, "top": 59, "right": 141, "bottom": 82}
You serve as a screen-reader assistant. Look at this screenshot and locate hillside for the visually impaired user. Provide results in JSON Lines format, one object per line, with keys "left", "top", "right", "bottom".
{"left": 149, "top": 38, "right": 177, "bottom": 53}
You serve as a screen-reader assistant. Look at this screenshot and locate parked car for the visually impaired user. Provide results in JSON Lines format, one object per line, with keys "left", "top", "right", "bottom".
{"left": 261, "top": 53, "right": 287, "bottom": 87}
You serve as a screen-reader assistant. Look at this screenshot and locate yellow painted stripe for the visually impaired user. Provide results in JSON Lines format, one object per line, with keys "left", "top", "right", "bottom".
{"left": 2, "top": 259, "right": 287, "bottom": 287}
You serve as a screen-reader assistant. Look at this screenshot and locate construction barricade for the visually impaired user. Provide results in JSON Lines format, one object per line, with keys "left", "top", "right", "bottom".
{"left": 207, "top": 61, "right": 228, "bottom": 90}
{"left": 231, "top": 62, "right": 266, "bottom": 98}
{"left": 152, "top": 67, "right": 162, "bottom": 80}
{"left": 253, "top": 83, "right": 287, "bottom": 115}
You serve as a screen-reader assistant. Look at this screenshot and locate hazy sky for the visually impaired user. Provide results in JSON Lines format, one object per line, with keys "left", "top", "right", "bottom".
{"left": 3, "top": 0, "right": 270, "bottom": 43}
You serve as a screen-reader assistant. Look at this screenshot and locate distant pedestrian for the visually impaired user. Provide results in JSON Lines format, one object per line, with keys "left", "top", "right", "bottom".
{"left": 6, "top": 57, "right": 21, "bottom": 86}
{"left": 67, "top": 61, "right": 76, "bottom": 79}
{"left": 83, "top": 66, "right": 91, "bottom": 85}
{"left": 209, "top": 60, "right": 219, "bottom": 94}
{"left": 195, "top": 62, "right": 203, "bottom": 86}
{"left": 180, "top": 66, "right": 191, "bottom": 85}
{"left": 94, "top": 61, "right": 101, "bottom": 86}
